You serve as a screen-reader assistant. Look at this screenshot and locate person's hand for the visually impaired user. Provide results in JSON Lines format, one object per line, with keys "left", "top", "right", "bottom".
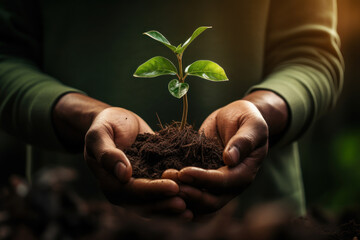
{"left": 163, "top": 91, "right": 288, "bottom": 217}
{"left": 53, "top": 93, "right": 192, "bottom": 218}
{"left": 163, "top": 100, "right": 269, "bottom": 216}
{"left": 84, "top": 107, "right": 191, "bottom": 218}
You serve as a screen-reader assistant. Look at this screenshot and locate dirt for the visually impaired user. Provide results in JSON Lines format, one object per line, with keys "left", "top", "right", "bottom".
{"left": 124, "top": 123, "right": 225, "bottom": 179}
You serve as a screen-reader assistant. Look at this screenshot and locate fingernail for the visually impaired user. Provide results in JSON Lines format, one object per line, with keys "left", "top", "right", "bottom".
{"left": 228, "top": 146, "right": 240, "bottom": 165}
{"left": 115, "top": 162, "right": 127, "bottom": 180}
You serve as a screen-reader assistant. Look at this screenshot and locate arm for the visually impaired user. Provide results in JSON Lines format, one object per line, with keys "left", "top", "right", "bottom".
{"left": 163, "top": 0, "right": 344, "bottom": 216}
{"left": 250, "top": 0, "right": 344, "bottom": 145}
{"left": 0, "top": 0, "right": 82, "bottom": 149}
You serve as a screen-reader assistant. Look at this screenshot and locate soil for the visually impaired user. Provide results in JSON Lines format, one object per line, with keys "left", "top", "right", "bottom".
{"left": 124, "top": 123, "right": 225, "bottom": 179}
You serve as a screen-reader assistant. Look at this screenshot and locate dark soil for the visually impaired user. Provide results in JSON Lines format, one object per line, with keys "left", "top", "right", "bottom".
{"left": 124, "top": 123, "right": 224, "bottom": 179}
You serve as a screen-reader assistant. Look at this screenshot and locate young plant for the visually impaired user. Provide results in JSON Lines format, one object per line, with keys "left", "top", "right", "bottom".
{"left": 134, "top": 26, "right": 228, "bottom": 130}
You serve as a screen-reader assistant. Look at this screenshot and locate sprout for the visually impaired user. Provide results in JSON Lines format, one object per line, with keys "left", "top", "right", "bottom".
{"left": 134, "top": 26, "right": 228, "bottom": 129}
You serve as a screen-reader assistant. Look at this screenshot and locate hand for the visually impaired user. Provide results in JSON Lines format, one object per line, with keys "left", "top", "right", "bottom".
{"left": 163, "top": 91, "right": 288, "bottom": 217}
{"left": 84, "top": 107, "right": 191, "bottom": 218}
{"left": 163, "top": 100, "right": 269, "bottom": 216}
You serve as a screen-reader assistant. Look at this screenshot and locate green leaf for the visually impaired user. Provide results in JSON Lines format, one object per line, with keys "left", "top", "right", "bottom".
{"left": 134, "top": 56, "right": 178, "bottom": 78}
{"left": 185, "top": 60, "right": 228, "bottom": 81}
{"left": 177, "top": 26, "right": 212, "bottom": 54}
{"left": 168, "top": 79, "right": 189, "bottom": 99}
{"left": 143, "top": 30, "right": 176, "bottom": 52}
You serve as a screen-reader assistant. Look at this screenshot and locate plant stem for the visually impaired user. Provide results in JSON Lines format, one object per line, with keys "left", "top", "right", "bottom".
{"left": 181, "top": 94, "right": 188, "bottom": 130}
{"left": 177, "top": 54, "right": 188, "bottom": 130}
{"left": 178, "top": 54, "right": 184, "bottom": 81}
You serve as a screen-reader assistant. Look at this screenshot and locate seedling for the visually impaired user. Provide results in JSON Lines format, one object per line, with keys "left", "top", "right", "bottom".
{"left": 134, "top": 26, "right": 228, "bottom": 129}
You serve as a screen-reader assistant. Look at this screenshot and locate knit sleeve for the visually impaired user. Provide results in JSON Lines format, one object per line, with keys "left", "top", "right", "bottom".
{"left": 0, "top": 0, "right": 83, "bottom": 150}
{"left": 248, "top": 0, "right": 344, "bottom": 144}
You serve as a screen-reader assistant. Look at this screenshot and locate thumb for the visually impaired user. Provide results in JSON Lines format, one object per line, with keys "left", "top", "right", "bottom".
{"left": 100, "top": 148, "right": 132, "bottom": 183}
{"left": 223, "top": 120, "right": 268, "bottom": 167}
{"left": 85, "top": 127, "right": 132, "bottom": 183}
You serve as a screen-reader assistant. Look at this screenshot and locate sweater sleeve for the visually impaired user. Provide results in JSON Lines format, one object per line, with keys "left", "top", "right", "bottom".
{"left": 248, "top": 0, "right": 344, "bottom": 145}
{"left": 0, "top": 0, "right": 83, "bottom": 150}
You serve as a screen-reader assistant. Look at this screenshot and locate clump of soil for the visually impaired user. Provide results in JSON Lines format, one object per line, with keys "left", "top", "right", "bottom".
{"left": 124, "top": 123, "right": 224, "bottom": 179}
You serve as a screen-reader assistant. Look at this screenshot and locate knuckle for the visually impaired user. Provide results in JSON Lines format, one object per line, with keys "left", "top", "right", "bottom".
{"left": 237, "top": 134, "right": 257, "bottom": 151}
{"left": 258, "top": 120, "right": 269, "bottom": 135}
{"left": 85, "top": 128, "right": 100, "bottom": 143}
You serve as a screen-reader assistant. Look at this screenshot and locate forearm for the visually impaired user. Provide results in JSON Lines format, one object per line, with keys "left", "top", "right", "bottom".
{"left": 251, "top": 0, "right": 344, "bottom": 145}
{"left": 52, "top": 93, "right": 110, "bottom": 151}
{"left": 243, "top": 90, "right": 289, "bottom": 145}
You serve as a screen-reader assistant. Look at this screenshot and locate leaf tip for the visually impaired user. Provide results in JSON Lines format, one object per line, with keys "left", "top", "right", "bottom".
{"left": 142, "top": 31, "right": 152, "bottom": 36}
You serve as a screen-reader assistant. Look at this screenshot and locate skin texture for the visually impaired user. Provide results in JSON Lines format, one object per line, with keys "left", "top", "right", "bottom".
{"left": 53, "top": 90, "right": 288, "bottom": 219}
{"left": 162, "top": 90, "right": 289, "bottom": 217}
{"left": 53, "top": 93, "right": 192, "bottom": 219}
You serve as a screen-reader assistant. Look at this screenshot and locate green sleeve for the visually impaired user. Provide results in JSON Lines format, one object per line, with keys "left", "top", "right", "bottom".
{"left": 0, "top": 0, "right": 83, "bottom": 150}
{"left": 248, "top": 0, "right": 344, "bottom": 145}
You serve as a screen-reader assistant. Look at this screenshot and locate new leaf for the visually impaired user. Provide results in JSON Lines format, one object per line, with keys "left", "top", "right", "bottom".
{"left": 134, "top": 56, "right": 178, "bottom": 78}
{"left": 168, "top": 79, "right": 189, "bottom": 99}
{"left": 185, "top": 60, "right": 228, "bottom": 81}
{"left": 176, "top": 26, "right": 212, "bottom": 54}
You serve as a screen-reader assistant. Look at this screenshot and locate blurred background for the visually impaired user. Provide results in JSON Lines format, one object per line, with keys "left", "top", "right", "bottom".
{"left": 0, "top": 0, "right": 359, "bottom": 214}
{"left": 299, "top": 0, "right": 360, "bottom": 212}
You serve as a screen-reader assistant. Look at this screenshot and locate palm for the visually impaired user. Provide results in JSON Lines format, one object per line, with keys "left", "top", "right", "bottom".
{"left": 84, "top": 107, "right": 190, "bottom": 219}
{"left": 163, "top": 100, "right": 269, "bottom": 216}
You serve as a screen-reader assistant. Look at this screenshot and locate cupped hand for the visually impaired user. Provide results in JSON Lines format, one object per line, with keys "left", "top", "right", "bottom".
{"left": 163, "top": 100, "right": 269, "bottom": 216}
{"left": 84, "top": 107, "right": 191, "bottom": 218}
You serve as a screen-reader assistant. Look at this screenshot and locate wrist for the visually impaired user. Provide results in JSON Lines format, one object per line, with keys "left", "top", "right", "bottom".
{"left": 243, "top": 90, "right": 289, "bottom": 144}
{"left": 52, "top": 93, "right": 111, "bottom": 151}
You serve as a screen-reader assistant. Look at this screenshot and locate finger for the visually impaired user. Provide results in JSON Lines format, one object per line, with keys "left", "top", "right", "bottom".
{"left": 99, "top": 177, "right": 180, "bottom": 206}
{"left": 85, "top": 126, "right": 116, "bottom": 159}
{"left": 223, "top": 117, "right": 268, "bottom": 167}
{"left": 136, "top": 200, "right": 193, "bottom": 221}
{"left": 102, "top": 149, "right": 132, "bottom": 183}
{"left": 179, "top": 185, "right": 230, "bottom": 214}
{"left": 199, "top": 110, "right": 220, "bottom": 139}
{"left": 86, "top": 150, "right": 180, "bottom": 202}
{"left": 93, "top": 108, "right": 140, "bottom": 150}
{"left": 125, "top": 178, "right": 179, "bottom": 201}
{"left": 85, "top": 127, "right": 133, "bottom": 182}
{"left": 137, "top": 196, "right": 187, "bottom": 216}
{"left": 179, "top": 209, "right": 194, "bottom": 221}
{"left": 135, "top": 114, "right": 155, "bottom": 134}
{"left": 84, "top": 150, "right": 129, "bottom": 189}
{"left": 86, "top": 142, "right": 132, "bottom": 183}
{"left": 161, "top": 169, "right": 180, "bottom": 182}
{"left": 178, "top": 165, "right": 254, "bottom": 191}
{"left": 178, "top": 167, "right": 227, "bottom": 190}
